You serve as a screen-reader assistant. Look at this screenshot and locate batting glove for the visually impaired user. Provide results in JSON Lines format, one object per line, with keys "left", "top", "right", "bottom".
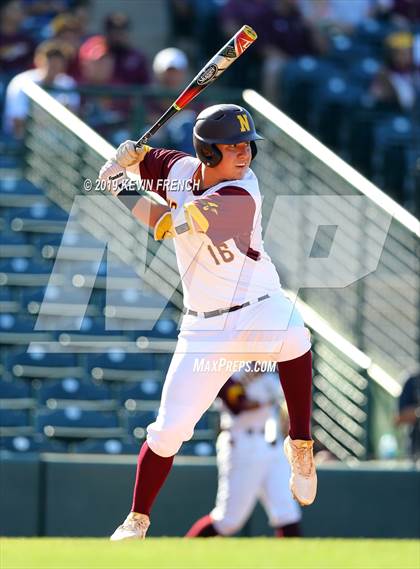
{"left": 115, "top": 140, "right": 150, "bottom": 168}
{"left": 99, "top": 159, "right": 129, "bottom": 193}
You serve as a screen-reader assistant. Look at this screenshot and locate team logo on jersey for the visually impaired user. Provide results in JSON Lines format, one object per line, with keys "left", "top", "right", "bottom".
{"left": 201, "top": 200, "right": 219, "bottom": 215}
{"left": 236, "top": 113, "right": 251, "bottom": 132}
{"left": 197, "top": 64, "right": 218, "bottom": 85}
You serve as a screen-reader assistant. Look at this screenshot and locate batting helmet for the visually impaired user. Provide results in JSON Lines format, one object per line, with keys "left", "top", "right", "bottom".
{"left": 193, "top": 104, "right": 263, "bottom": 167}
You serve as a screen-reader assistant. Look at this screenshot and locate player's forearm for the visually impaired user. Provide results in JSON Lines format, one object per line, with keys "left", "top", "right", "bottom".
{"left": 132, "top": 196, "right": 170, "bottom": 228}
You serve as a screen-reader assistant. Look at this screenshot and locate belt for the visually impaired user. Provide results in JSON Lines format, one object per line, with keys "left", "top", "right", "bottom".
{"left": 220, "top": 428, "right": 265, "bottom": 436}
{"left": 184, "top": 294, "right": 270, "bottom": 319}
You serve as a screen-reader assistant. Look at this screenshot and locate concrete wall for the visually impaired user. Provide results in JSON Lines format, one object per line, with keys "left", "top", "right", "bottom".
{"left": 1, "top": 453, "right": 419, "bottom": 538}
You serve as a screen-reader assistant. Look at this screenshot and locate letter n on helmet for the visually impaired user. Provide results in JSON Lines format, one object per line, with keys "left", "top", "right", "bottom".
{"left": 193, "top": 104, "right": 263, "bottom": 167}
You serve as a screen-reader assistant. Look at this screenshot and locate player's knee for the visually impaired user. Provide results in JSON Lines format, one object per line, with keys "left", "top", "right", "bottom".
{"left": 283, "top": 327, "right": 311, "bottom": 360}
{"left": 146, "top": 420, "right": 194, "bottom": 457}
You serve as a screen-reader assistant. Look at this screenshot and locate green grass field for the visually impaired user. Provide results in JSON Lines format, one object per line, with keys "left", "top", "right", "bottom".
{"left": 1, "top": 538, "right": 418, "bottom": 569}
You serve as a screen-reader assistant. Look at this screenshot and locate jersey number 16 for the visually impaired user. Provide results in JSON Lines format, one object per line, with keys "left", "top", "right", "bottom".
{"left": 207, "top": 243, "right": 234, "bottom": 265}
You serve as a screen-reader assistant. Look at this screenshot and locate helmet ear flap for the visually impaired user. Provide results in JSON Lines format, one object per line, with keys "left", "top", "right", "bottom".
{"left": 208, "top": 144, "right": 222, "bottom": 167}
{"left": 194, "top": 140, "right": 223, "bottom": 167}
{"left": 250, "top": 141, "right": 257, "bottom": 160}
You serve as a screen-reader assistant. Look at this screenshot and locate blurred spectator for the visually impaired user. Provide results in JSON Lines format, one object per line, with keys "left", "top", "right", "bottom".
{"left": 373, "top": 0, "right": 420, "bottom": 25}
{"left": 78, "top": 35, "right": 131, "bottom": 145}
{"left": 299, "top": 0, "right": 373, "bottom": 37}
{"left": 220, "top": 0, "right": 271, "bottom": 90}
{"left": 391, "top": 0, "right": 420, "bottom": 22}
{"left": 191, "top": 0, "right": 225, "bottom": 62}
{"left": 262, "top": 0, "right": 321, "bottom": 102}
{"left": 148, "top": 47, "right": 196, "bottom": 153}
{"left": 222, "top": 0, "right": 321, "bottom": 97}
{"left": 395, "top": 368, "right": 420, "bottom": 460}
{"left": 3, "top": 39, "right": 79, "bottom": 139}
{"left": 222, "top": 0, "right": 272, "bottom": 38}
{"left": 50, "top": 12, "right": 84, "bottom": 51}
{"left": 49, "top": 12, "right": 85, "bottom": 78}
{"left": 370, "top": 31, "right": 419, "bottom": 111}
{"left": 71, "top": 2, "right": 91, "bottom": 38}
{"left": 79, "top": 35, "right": 115, "bottom": 85}
{"left": 152, "top": 46, "right": 188, "bottom": 91}
{"left": 22, "top": 0, "right": 73, "bottom": 26}
{"left": 103, "top": 12, "right": 150, "bottom": 86}
{"left": 0, "top": 0, "right": 35, "bottom": 77}
{"left": 167, "top": 0, "right": 196, "bottom": 55}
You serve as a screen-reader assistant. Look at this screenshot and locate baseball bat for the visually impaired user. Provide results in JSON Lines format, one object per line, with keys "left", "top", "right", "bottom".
{"left": 135, "top": 25, "right": 258, "bottom": 148}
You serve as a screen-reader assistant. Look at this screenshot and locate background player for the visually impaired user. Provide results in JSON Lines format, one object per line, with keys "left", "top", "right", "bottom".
{"left": 186, "top": 366, "right": 302, "bottom": 538}
{"left": 99, "top": 104, "right": 317, "bottom": 540}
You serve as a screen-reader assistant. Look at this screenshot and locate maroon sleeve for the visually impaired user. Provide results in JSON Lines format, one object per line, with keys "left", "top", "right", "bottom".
{"left": 218, "top": 378, "right": 250, "bottom": 415}
{"left": 139, "top": 148, "right": 189, "bottom": 200}
{"left": 191, "top": 186, "right": 261, "bottom": 259}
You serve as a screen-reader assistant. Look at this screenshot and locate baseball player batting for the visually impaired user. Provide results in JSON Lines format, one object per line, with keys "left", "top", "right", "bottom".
{"left": 98, "top": 27, "right": 316, "bottom": 541}
{"left": 186, "top": 367, "right": 302, "bottom": 538}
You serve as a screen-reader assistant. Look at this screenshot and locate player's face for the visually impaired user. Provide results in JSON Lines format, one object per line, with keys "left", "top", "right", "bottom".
{"left": 216, "top": 142, "right": 252, "bottom": 179}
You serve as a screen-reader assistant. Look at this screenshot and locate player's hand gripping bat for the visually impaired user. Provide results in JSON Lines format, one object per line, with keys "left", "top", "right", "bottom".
{"left": 134, "top": 25, "right": 258, "bottom": 148}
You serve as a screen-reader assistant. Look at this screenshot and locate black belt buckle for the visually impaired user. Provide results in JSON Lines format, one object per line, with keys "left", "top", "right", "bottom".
{"left": 228, "top": 304, "right": 244, "bottom": 313}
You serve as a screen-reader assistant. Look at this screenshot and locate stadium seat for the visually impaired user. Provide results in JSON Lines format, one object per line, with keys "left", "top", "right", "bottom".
{"left": 311, "top": 70, "right": 364, "bottom": 152}
{"left": 0, "top": 378, "right": 34, "bottom": 409}
{"left": 326, "top": 34, "right": 373, "bottom": 70}
{"left": 178, "top": 441, "right": 216, "bottom": 457}
{"left": 372, "top": 115, "right": 415, "bottom": 204}
{"left": 118, "top": 380, "right": 162, "bottom": 403}
{"left": 353, "top": 19, "right": 392, "bottom": 56}
{"left": 7, "top": 203, "right": 69, "bottom": 234}
{"left": 35, "top": 378, "right": 116, "bottom": 410}
{"left": 348, "top": 57, "right": 381, "bottom": 89}
{"left": 104, "top": 287, "right": 171, "bottom": 327}
{"left": 0, "top": 313, "right": 52, "bottom": 344}
{"left": 0, "top": 258, "right": 52, "bottom": 287}
{"left": 0, "top": 409, "right": 30, "bottom": 428}
{"left": 38, "top": 231, "right": 107, "bottom": 262}
{"left": 0, "top": 287, "right": 20, "bottom": 313}
{"left": 280, "top": 57, "right": 337, "bottom": 129}
{"left": 125, "top": 410, "right": 158, "bottom": 438}
{"left": 35, "top": 408, "right": 124, "bottom": 439}
{"left": 87, "top": 351, "right": 159, "bottom": 382}
{"left": 22, "top": 285, "right": 102, "bottom": 319}
{"left": 0, "top": 434, "right": 67, "bottom": 453}
{"left": 193, "top": 412, "right": 218, "bottom": 441}
{"left": 71, "top": 437, "right": 141, "bottom": 455}
{"left": 54, "top": 316, "right": 132, "bottom": 347}
{"left": 0, "top": 177, "right": 43, "bottom": 196}
{"left": 0, "top": 233, "right": 36, "bottom": 259}
{"left": 6, "top": 349, "right": 83, "bottom": 380}
{"left": 151, "top": 318, "right": 178, "bottom": 339}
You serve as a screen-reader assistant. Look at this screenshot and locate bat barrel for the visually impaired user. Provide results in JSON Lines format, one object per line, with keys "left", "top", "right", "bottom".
{"left": 135, "top": 25, "right": 257, "bottom": 148}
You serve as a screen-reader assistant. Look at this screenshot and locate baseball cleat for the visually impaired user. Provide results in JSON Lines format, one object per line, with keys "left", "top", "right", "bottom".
{"left": 110, "top": 512, "right": 150, "bottom": 541}
{"left": 284, "top": 436, "right": 317, "bottom": 506}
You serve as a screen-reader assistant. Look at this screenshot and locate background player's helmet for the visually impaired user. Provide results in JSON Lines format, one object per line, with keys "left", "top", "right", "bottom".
{"left": 193, "top": 104, "right": 263, "bottom": 167}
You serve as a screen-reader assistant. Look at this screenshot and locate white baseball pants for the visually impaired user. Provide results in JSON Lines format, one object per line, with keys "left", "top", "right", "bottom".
{"left": 147, "top": 293, "right": 311, "bottom": 457}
